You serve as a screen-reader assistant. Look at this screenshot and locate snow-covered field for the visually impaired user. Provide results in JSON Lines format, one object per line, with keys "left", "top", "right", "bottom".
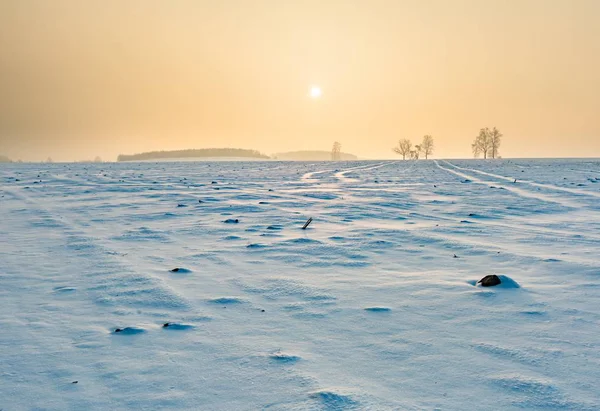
{"left": 1, "top": 159, "right": 599, "bottom": 410}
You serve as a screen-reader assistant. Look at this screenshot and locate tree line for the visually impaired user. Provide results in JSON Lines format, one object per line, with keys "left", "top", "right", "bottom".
{"left": 5, "top": 129, "right": 504, "bottom": 163}
{"left": 471, "top": 127, "right": 502, "bottom": 159}
{"left": 117, "top": 148, "right": 270, "bottom": 162}
{"left": 392, "top": 135, "right": 434, "bottom": 160}
{"left": 390, "top": 127, "right": 502, "bottom": 160}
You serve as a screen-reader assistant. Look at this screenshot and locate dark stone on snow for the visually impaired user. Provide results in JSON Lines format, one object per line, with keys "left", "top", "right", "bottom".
{"left": 114, "top": 328, "right": 123, "bottom": 333}
{"left": 170, "top": 268, "right": 180, "bottom": 272}
{"left": 478, "top": 274, "right": 501, "bottom": 287}
{"left": 163, "top": 323, "right": 170, "bottom": 328}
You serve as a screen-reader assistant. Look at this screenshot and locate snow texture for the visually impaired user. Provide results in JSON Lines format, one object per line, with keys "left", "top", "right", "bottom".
{"left": 1, "top": 159, "right": 600, "bottom": 410}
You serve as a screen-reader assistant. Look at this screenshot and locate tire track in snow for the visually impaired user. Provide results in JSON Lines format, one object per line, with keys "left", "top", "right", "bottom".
{"left": 568, "top": 168, "right": 600, "bottom": 175}
{"left": 435, "top": 160, "right": 579, "bottom": 209}
{"left": 443, "top": 160, "right": 600, "bottom": 200}
{"left": 351, "top": 194, "right": 600, "bottom": 243}
{"left": 10, "top": 164, "right": 596, "bottom": 269}
{"left": 334, "top": 161, "right": 397, "bottom": 183}
{"left": 301, "top": 168, "right": 336, "bottom": 182}
{"left": 301, "top": 162, "right": 390, "bottom": 183}
{"left": 293, "top": 161, "right": 600, "bottom": 265}
{"left": 342, "top": 211, "right": 600, "bottom": 266}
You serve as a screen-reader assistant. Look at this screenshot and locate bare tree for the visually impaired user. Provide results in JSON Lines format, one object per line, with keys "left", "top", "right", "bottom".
{"left": 94, "top": 156, "right": 102, "bottom": 163}
{"left": 331, "top": 141, "right": 342, "bottom": 161}
{"left": 421, "top": 135, "right": 434, "bottom": 159}
{"left": 489, "top": 127, "right": 502, "bottom": 159}
{"left": 472, "top": 128, "right": 491, "bottom": 159}
{"left": 393, "top": 139, "right": 412, "bottom": 160}
{"left": 472, "top": 127, "right": 502, "bottom": 159}
{"left": 411, "top": 144, "right": 422, "bottom": 160}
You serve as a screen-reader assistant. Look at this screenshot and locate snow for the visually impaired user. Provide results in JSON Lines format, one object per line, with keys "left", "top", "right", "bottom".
{"left": 1, "top": 159, "right": 600, "bottom": 410}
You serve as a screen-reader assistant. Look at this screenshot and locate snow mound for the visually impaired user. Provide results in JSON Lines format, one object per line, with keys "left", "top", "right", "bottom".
{"left": 246, "top": 243, "right": 267, "bottom": 248}
{"left": 112, "top": 326, "right": 145, "bottom": 335}
{"left": 469, "top": 275, "right": 521, "bottom": 289}
{"left": 169, "top": 267, "right": 191, "bottom": 273}
{"left": 162, "top": 322, "right": 194, "bottom": 330}
{"left": 268, "top": 351, "right": 302, "bottom": 363}
{"left": 364, "top": 307, "right": 392, "bottom": 312}
{"left": 310, "top": 389, "right": 360, "bottom": 409}
{"left": 223, "top": 235, "right": 243, "bottom": 240}
{"left": 53, "top": 286, "right": 76, "bottom": 293}
{"left": 208, "top": 297, "right": 245, "bottom": 305}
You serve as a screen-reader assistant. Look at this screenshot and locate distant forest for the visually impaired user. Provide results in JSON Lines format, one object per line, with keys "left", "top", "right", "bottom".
{"left": 274, "top": 151, "right": 358, "bottom": 161}
{"left": 117, "top": 148, "right": 270, "bottom": 162}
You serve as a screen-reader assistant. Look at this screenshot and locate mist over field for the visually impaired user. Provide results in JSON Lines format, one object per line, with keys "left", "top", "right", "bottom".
{"left": 1, "top": 0, "right": 600, "bottom": 161}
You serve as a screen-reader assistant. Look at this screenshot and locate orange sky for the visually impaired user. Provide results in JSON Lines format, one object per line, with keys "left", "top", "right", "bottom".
{"left": 1, "top": 0, "right": 599, "bottom": 161}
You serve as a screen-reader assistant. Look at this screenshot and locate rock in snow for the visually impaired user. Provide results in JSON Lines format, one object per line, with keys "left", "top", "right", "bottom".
{"left": 478, "top": 274, "right": 502, "bottom": 287}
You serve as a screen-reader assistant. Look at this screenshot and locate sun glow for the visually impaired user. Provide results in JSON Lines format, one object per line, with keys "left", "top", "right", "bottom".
{"left": 309, "top": 86, "right": 322, "bottom": 99}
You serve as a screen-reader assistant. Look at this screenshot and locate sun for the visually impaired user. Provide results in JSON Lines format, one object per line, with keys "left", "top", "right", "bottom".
{"left": 309, "top": 86, "right": 322, "bottom": 99}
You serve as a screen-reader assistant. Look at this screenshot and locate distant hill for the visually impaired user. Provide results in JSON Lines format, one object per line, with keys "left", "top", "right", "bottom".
{"left": 273, "top": 151, "right": 358, "bottom": 161}
{"left": 117, "top": 148, "right": 270, "bottom": 162}
{"left": 0, "top": 155, "right": 12, "bottom": 163}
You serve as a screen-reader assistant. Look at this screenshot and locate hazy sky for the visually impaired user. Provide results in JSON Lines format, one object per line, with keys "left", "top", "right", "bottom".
{"left": 1, "top": 0, "right": 599, "bottom": 161}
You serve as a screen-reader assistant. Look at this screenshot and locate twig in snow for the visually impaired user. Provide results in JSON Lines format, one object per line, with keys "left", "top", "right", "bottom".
{"left": 302, "top": 217, "right": 313, "bottom": 230}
